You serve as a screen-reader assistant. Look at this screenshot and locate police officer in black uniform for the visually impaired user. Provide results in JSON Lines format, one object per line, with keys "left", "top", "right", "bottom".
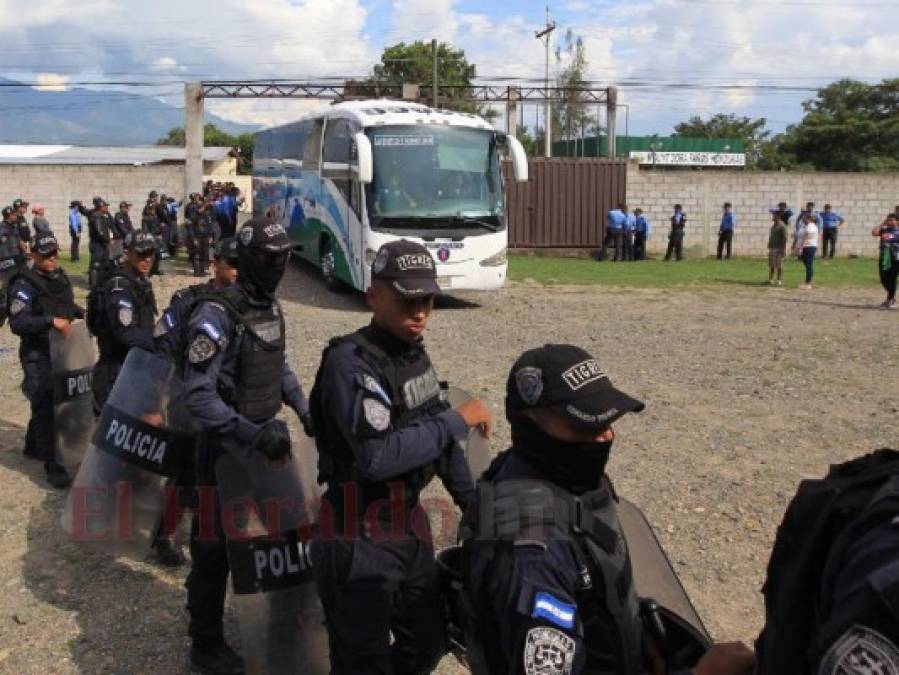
{"left": 141, "top": 196, "right": 164, "bottom": 277}
{"left": 459, "top": 344, "right": 754, "bottom": 675}
{"left": 149, "top": 238, "right": 239, "bottom": 568}
{"left": 12, "top": 198, "right": 32, "bottom": 245}
{"left": 7, "top": 234, "right": 82, "bottom": 488}
{"left": 186, "top": 198, "right": 216, "bottom": 277}
{"left": 91, "top": 230, "right": 157, "bottom": 414}
{"left": 0, "top": 206, "right": 27, "bottom": 324}
{"left": 308, "top": 239, "right": 492, "bottom": 675}
{"left": 184, "top": 192, "right": 201, "bottom": 262}
{"left": 181, "top": 217, "right": 311, "bottom": 675}
{"left": 756, "top": 448, "right": 899, "bottom": 675}
{"left": 86, "top": 197, "right": 114, "bottom": 288}
{"left": 113, "top": 201, "right": 134, "bottom": 243}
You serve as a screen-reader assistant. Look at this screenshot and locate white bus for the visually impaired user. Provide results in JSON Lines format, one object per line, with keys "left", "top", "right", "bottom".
{"left": 252, "top": 99, "right": 528, "bottom": 292}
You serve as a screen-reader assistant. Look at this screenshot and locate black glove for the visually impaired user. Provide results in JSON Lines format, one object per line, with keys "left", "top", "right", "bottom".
{"left": 300, "top": 412, "right": 315, "bottom": 438}
{"left": 252, "top": 420, "right": 292, "bottom": 461}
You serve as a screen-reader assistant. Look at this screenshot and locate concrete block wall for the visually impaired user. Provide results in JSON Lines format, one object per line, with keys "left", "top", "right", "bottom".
{"left": 626, "top": 162, "right": 899, "bottom": 258}
{"left": 0, "top": 164, "right": 184, "bottom": 236}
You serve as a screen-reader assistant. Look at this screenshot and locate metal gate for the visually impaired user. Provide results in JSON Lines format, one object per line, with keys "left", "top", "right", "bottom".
{"left": 504, "top": 158, "right": 627, "bottom": 249}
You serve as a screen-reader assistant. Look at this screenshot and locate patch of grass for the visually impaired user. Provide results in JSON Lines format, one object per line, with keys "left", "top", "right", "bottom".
{"left": 508, "top": 254, "right": 882, "bottom": 289}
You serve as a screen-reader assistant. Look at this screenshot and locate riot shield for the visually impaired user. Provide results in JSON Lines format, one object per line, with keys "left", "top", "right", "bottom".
{"left": 216, "top": 446, "right": 328, "bottom": 675}
{"left": 60, "top": 348, "right": 193, "bottom": 559}
{"left": 50, "top": 321, "right": 96, "bottom": 472}
{"left": 446, "top": 387, "right": 492, "bottom": 481}
{"left": 618, "top": 497, "right": 711, "bottom": 665}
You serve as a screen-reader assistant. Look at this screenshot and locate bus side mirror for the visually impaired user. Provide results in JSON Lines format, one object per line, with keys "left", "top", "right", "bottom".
{"left": 506, "top": 136, "right": 528, "bottom": 183}
{"left": 355, "top": 133, "right": 373, "bottom": 184}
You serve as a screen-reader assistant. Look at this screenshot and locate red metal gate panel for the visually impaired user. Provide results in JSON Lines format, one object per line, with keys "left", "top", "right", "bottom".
{"left": 504, "top": 158, "right": 627, "bottom": 248}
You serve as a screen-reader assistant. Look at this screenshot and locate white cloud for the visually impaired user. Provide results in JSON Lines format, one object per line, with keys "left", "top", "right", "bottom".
{"left": 33, "top": 72, "right": 69, "bottom": 91}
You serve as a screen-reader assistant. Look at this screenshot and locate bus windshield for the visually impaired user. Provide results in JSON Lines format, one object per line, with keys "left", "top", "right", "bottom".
{"left": 365, "top": 125, "right": 503, "bottom": 229}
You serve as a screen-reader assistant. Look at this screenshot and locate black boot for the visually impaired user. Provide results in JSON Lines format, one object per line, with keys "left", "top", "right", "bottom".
{"left": 45, "top": 461, "right": 72, "bottom": 489}
{"left": 153, "top": 538, "right": 185, "bottom": 567}
{"left": 190, "top": 640, "right": 245, "bottom": 675}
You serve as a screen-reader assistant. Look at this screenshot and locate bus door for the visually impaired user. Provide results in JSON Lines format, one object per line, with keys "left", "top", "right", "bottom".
{"left": 322, "top": 119, "right": 364, "bottom": 288}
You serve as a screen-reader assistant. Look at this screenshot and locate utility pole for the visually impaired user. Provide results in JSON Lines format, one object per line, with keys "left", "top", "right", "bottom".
{"left": 432, "top": 38, "right": 439, "bottom": 109}
{"left": 535, "top": 5, "right": 556, "bottom": 158}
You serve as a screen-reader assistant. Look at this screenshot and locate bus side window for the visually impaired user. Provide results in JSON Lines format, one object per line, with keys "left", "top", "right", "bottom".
{"left": 323, "top": 119, "right": 352, "bottom": 164}
{"left": 304, "top": 119, "right": 324, "bottom": 172}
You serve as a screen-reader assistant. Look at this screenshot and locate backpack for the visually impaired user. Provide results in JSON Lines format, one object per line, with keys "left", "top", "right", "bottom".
{"left": 755, "top": 448, "right": 899, "bottom": 674}
{"left": 86, "top": 259, "right": 124, "bottom": 337}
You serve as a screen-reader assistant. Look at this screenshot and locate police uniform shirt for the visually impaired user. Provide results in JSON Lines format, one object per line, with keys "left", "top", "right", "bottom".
{"left": 316, "top": 322, "right": 472, "bottom": 503}
{"left": 113, "top": 212, "right": 133, "bottom": 239}
{"left": 15, "top": 215, "right": 31, "bottom": 243}
{"left": 102, "top": 270, "right": 156, "bottom": 355}
{"left": 635, "top": 216, "right": 650, "bottom": 236}
{"left": 153, "top": 282, "right": 216, "bottom": 360}
{"left": 671, "top": 211, "right": 687, "bottom": 230}
{"left": 89, "top": 211, "right": 113, "bottom": 244}
{"left": 820, "top": 211, "right": 843, "bottom": 230}
{"left": 623, "top": 213, "right": 637, "bottom": 233}
{"left": 606, "top": 210, "right": 625, "bottom": 231}
{"left": 720, "top": 212, "right": 735, "bottom": 231}
{"left": 181, "top": 292, "right": 308, "bottom": 454}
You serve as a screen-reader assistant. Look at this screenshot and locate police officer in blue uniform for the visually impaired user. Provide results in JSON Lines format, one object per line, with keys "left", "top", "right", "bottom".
{"left": 599, "top": 205, "right": 626, "bottom": 262}
{"left": 633, "top": 208, "right": 650, "bottom": 261}
{"left": 820, "top": 204, "right": 844, "bottom": 259}
{"left": 717, "top": 202, "right": 735, "bottom": 260}
{"left": 459, "top": 344, "right": 754, "bottom": 675}
{"left": 756, "top": 449, "right": 899, "bottom": 675}
{"left": 7, "top": 234, "right": 82, "bottom": 488}
{"left": 308, "top": 239, "right": 492, "bottom": 675}
{"left": 620, "top": 206, "right": 637, "bottom": 262}
{"left": 181, "top": 217, "right": 311, "bottom": 675}
{"left": 91, "top": 230, "right": 157, "bottom": 414}
{"left": 68, "top": 201, "right": 83, "bottom": 262}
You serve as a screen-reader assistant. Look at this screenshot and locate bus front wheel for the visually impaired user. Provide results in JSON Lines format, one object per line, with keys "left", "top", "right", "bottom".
{"left": 320, "top": 239, "right": 342, "bottom": 292}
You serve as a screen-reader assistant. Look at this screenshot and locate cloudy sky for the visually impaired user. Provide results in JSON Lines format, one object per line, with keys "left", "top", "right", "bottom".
{"left": 0, "top": 0, "right": 896, "bottom": 135}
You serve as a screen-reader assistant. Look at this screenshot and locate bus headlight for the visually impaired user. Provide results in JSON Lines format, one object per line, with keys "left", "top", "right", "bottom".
{"left": 479, "top": 247, "right": 507, "bottom": 267}
{"left": 365, "top": 247, "right": 378, "bottom": 266}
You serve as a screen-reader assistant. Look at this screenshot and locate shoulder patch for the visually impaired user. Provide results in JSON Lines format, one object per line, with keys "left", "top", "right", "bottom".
{"left": 818, "top": 625, "right": 899, "bottom": 675}
{"left": 9, "top": 298, "right": 26, "bottom": 315}
{"left": 118, "top": 303, "right": 133, "bottom": 327}
{"left": 188, "top": 333, "right": 218, "bottom": 364}
{"left": 197, "top": 320, "right": 228, "bottom": 349}
{"left": 531, "top": 592, "right": 576, "bottom": 631}
{"left": 363, "top": 398, "right": 391, "bottom": 432}
{"left": 524, "top": 626, "right": 575, "bottom": 675}
{"left": 362, "top": 374, "right": 392, "bottom": 406}
{"left": 15, "top": 289, "right": 30, "bottom": 302}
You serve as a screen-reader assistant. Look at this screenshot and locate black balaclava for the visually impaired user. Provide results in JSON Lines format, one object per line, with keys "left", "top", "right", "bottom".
{"left": 511, "top": 416, "right": 613, "bottom": 495}
{"left": 236, "top": 217, "right": 292, "bottom": 304}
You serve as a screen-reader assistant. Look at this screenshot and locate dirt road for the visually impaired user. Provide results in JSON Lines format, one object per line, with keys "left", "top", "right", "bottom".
{"left": 0, "top": 259, "right": 895, "bottom": 673}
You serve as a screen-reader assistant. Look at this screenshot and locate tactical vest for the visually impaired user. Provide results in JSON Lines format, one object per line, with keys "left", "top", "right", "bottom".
{"left": 461, "top": 462, "right": 646, "bottom": 675}
{"left": 310, "top": 328, "right": 449, "bottom": 507}
{"left": 89, "top": 213, "right": 113, "bottom": 244}
{"left": 96, "top": 270, "right": 157, "bottom": 360}
{"left": 215, "top": 287, "right": 286, "bottom": 424}
{"left": 8, "top": 269, "right": 77, "bottom": 354}
{"left": 756, "top": 449, "right": 899, "bottom": 675}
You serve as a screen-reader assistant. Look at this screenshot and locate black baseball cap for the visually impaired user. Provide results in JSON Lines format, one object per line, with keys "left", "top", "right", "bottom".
{"left": 506, "top": 344, "right": 645, "bottom": 431}
{"left": 12, "top": 198, "right": 28, "bottom": 209}
{"left": 119, "top": 201, "right": 132, "bottom": 209}
{"left": 94, "top": 197, "right": 108, "bottom": 207}
{"left": 214, "top": 237, "right": 239, "bottom": 262}
{"left": 124, "top": 230, "right": 157, "bottom": 254}
{"left": 2, "top": 206, "right": 14, "bottom": 219}
{"left": 31, "top": 234, "right": 59, "bottom": 256}
{"left": 371, "top": 239, "right": 440, "bottom": 297}
{"left": 237, "top": 216, "right": 291, "bottom": 254}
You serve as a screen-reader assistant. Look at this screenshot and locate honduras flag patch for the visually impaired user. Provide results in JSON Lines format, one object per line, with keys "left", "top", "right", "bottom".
{"left": 531, "top": 592, "right": 576, "bottom": 630}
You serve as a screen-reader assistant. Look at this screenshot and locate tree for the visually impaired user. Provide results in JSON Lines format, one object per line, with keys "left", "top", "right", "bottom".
{"left": 553, "top": 30, "right": 599, "bottom": 144}
{"left": 673, "top": 113, "right": 770, "bottom": 167}
{"left": 347, "top": 41, "right": 494, "bottom": 118}
{"left": 156, "top": 123, "right": 253, "bottom": 174}
{"left": 776, "top": 78, "right": 899, "bottom": 172}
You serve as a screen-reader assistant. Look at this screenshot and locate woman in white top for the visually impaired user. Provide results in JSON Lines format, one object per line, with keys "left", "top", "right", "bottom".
{"left": 795, "top": 213, "right": 819, "bottom": 289}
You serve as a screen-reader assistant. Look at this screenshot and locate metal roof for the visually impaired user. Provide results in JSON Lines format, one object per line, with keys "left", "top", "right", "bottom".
{"left": 0, "top": 145, "right": 236, "bottom": 166}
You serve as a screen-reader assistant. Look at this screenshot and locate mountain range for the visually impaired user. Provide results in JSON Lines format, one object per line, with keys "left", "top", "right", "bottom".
{"left": 0, "top": 78, "right": 258, "bottom": 145}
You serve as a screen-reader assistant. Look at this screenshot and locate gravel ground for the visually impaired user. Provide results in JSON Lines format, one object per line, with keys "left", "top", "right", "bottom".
{"left": 0, "top": 257, "right": 896, "bottom": 674}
